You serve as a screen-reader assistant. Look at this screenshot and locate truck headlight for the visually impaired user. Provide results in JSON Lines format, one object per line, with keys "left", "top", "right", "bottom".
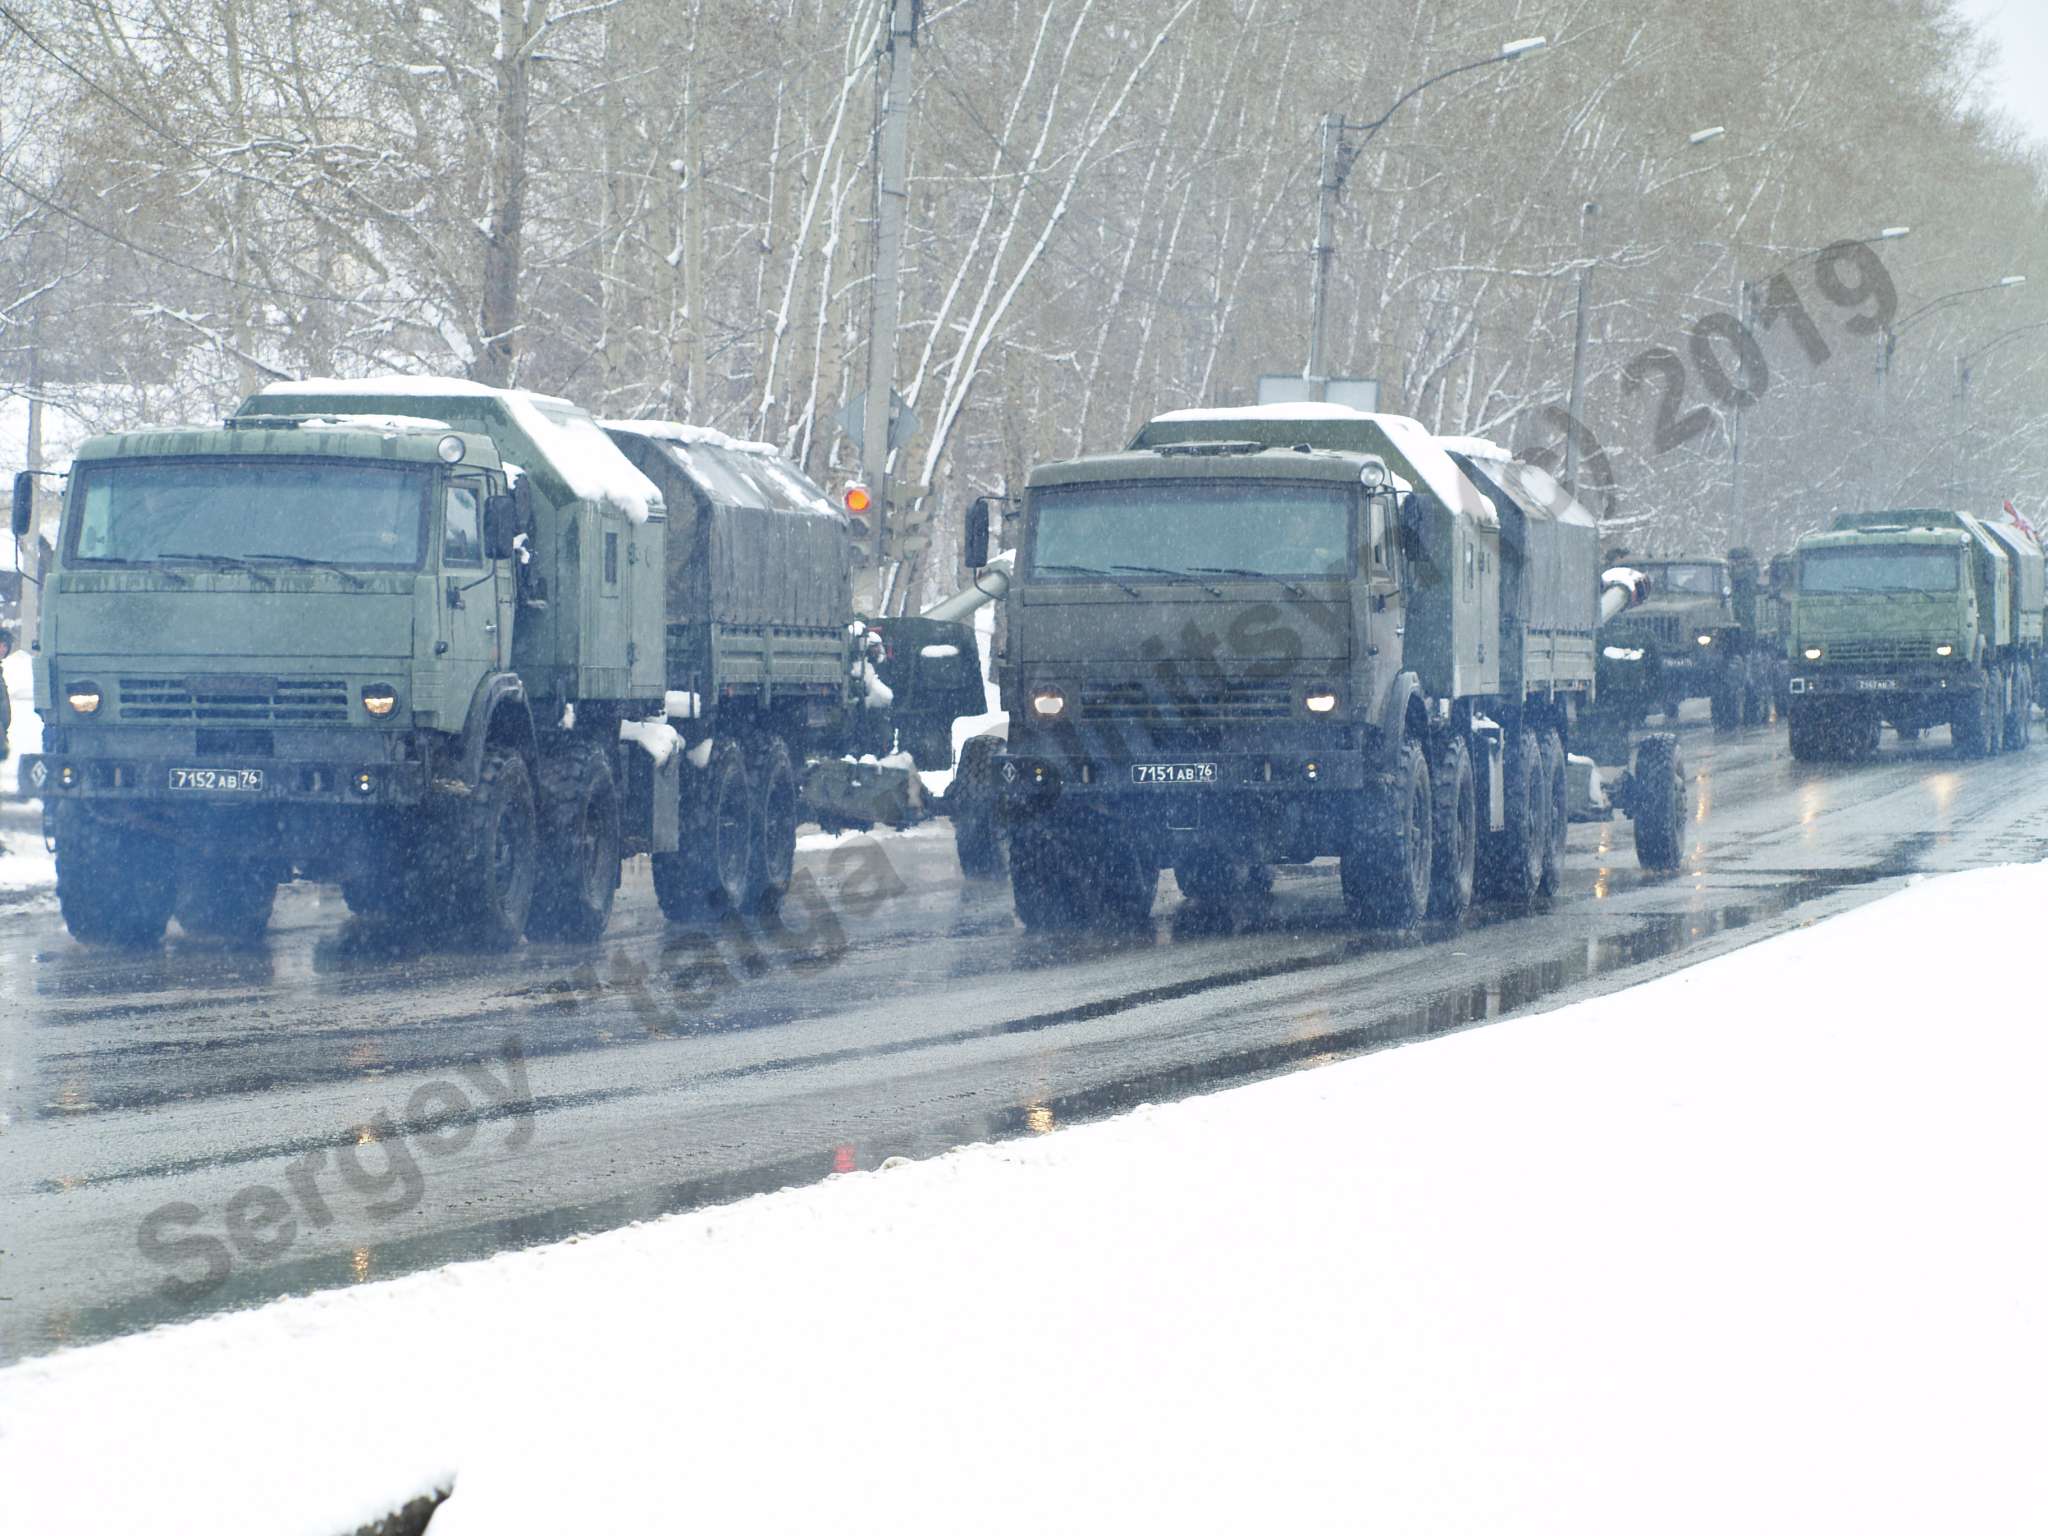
{"left": 1803, "top": 646, "right": 1823, "bottom": 662}
{"left": 1303, "top": 689, "right": 1340, "bottom": 714}
{"left": 1935, "top": 643, "right": 1954, "bottom": 658}
{"left": 66, "top": 682, "right": 102, "bottom": 715}
{"left": 1030, "top": 686, "right": 1067, "bottom": 719}
{"left": 1696, "top": 633, "right": 1714, "bottom": 647}
{"left": 361, "top": 684, "right": 398, "bottom": 717}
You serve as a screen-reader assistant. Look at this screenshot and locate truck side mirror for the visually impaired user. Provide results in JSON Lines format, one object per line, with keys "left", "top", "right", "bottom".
{"left": 11, "top": 471, "right": 33, "bottom": 540}
{"left": 483, "top": 493, "right": 520, "bottom": 560}
{"left": 964, "top": 497, "right": 991, "bottom": 569}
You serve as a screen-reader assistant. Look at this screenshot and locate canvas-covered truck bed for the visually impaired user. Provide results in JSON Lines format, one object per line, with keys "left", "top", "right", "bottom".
{"left": 1446, "top": 451, "right": 1599, "bottom": 699}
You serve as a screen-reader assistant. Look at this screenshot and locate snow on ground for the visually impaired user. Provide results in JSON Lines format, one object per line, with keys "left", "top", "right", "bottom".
{"left": 4, "top": 865, "right": 2043, "bottom": 1535}
{"left": 0, "top": 647, "right": 49, "bottom": 900}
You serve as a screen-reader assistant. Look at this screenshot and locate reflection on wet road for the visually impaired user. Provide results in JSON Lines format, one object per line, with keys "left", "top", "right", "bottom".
{"left": 8, "top": 710, "right": 2048, "bottom": 1360}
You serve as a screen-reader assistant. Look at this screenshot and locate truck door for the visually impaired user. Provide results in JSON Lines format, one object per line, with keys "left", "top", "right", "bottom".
{"left": 440, "top": 477, "right": 503, "bottom": 676}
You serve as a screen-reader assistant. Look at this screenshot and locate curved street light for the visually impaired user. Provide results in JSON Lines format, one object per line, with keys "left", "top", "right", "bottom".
{"left": 1304, "top": 37, "right": 1549, "bottom": 393}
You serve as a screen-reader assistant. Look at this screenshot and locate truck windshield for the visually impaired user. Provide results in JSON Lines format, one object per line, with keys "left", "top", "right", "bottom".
{"left": 1029, "top": 481, "right": 1354, "bottom": 580}
{"left": 1800, "top": 547, "right": 1961, "bottom": 594}
{"left": 1648, "top": 562, "right": 1723, "bottom": 596}
{"left": 67, "top": 460, "right": 430, "bottom": 569}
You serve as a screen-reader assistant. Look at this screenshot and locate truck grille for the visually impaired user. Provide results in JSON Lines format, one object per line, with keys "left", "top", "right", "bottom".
{"left": 116, "top": 676, "right": 351, "bottom": 723}
{"left": 1611, "top": 614, "right": 1685, "bottom": 645}
{"left": 1079, "top": 679, "right": 1294, "bottom": 722}
{"left": 1817, "top": 637, "right": 1939, "bottom": 666}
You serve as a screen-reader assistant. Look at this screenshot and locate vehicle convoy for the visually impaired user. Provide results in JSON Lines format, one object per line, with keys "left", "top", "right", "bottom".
{"left": 986, "top": 404, "right": 1686, "bottom": 931}
{"left": 1786, "top": 507, "right": 2046, "bottom": 760}
{"left": 1594, "top": 554, "right": 1771, "bottom": 730}
{"left": 15, "top": 377, "right": 983, "bottom": 946}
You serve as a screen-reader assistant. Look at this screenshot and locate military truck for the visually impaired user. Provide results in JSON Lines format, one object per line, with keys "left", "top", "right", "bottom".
{"left": 1786, "top": 507, "right": 2044, "bottom": 760}
{"left": 1595, "top": 556, "right": 1767, "bottom": 731}
{"left": 16, "top": 377, "right": 979, "bottom": 947}
{"left": 986, "top": 405, "right": 1685, "bottom": 931}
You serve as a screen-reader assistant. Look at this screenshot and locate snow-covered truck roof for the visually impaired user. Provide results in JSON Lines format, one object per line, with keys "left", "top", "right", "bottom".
{"left": 245, "top": 376, "right": 661, "bottom": 523}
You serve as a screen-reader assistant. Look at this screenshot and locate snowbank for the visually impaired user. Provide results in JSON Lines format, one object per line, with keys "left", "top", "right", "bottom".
{"left": 3, "top": 645, "right": 41, "bottom": 795}
{"left": 4, "top": 865, "right": 2043, "bottom": 1534}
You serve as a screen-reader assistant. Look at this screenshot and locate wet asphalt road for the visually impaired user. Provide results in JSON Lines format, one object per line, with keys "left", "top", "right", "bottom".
{"left": 6, "top": 706, "right": 2048, "bottom": 1363}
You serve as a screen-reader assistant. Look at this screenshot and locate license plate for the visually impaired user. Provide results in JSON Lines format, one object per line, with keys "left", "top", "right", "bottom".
{"left": 1856, "top": 678, "right": 1899, "bottom": 691}
{"left": 1131, "top": 762, "right": 1217, "bottom": 785}
{"left": 168, "top": 767, "right": 266, "bottom": 793}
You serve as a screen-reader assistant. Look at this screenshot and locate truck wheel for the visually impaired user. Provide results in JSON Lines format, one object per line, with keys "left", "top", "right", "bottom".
{"left": 55, "top": 805, "right": 175, "bottom": 946}
{"left": 1010, "top": 819, "right": 1084, "bottom": 931}
{"left": 1426, "top": 734, "right": 1476, "bottom": 922}
{"left": 2005, "top": 665, "right": 2032, "bottom": 751}
{"left": 1788, "top": 700, "right": 1826, "bottom": 761}
{"left": 1478, "top": 728, "right": 1544, "bottom": 905}
{"left": 653, "top": 738, "right": 755, "bottom": 920}
{"left": 175, "top": 855, "right": 276, "bottom": 945}
{"left": 951, "top": 736, "right": 1009, "bottom": 880}
{"left": 1343, "top": 738, "right": 1432, "bottom": 929}
{"left": 1710, "top": 672, "right": 1740, "bottom": 733}
{"left": 1630, "top": 735, "right": 1685, "bottom": 871}
{"left": 1537, "top": 728, "right": 1568, "bottom": 897}
{"left": 745, "top": 737, "right": 798, "bottom": 915}
{"left": 1953, "top": 685, "right": 1995, "bottom": 759}
{"left": 526, "top": 743, "right": 622, "bottom": 942}
{"left": 1092, "top": 831, "right": 1160, "bottom": 928}
{"left": 450, "top": 747, "right": 539, "bottom": 947}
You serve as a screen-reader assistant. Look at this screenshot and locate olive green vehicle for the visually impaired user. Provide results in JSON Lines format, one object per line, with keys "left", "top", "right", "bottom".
{"left": 988, "top": 406, "right": 1685, "bottom": 931}
{"left": 1595, "top": 556, "right": 1773, "bottom": 731}
{"left": 17, "top": 378, "right": 977, "bottom": 947}
{"left": 1786, "top": 508, "right": 2045, "bottom": 760}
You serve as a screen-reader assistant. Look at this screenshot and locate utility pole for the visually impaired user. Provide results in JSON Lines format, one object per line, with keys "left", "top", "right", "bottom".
{"left": 863, "top": 0, "right": 916, "bottom": 608}
{"left": 1730, "top": 277, "right": 1752, "bottom": 541}
{"left": 1563, "top": 201, "right": 1598, "bottom": 496}
{"left": 1304, "top": 113, "right": 1343, "bottom": 401}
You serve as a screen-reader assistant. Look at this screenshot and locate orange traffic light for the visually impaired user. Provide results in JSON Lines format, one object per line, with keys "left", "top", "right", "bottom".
{"left": 843, "top": 483, "right": 872, "bottom": 515}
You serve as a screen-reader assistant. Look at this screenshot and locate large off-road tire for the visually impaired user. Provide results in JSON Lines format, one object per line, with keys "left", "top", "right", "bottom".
{"left": 652, "top": 737, "right": 754, "bottom": 920}
{"left": 448, "top": 747, "right": 539, "bottom": 948}
{"left": 2005, "top": 665, "right": 2032, "bottom": 752}
{"left": 1788, "top": 700, "right": 1828, "bottom": 761}
{"left": 1343, "top": 738, "right": 1433, "bottom": 930}
{"left": 951, "top": 735, "right": 1009, "bottom": 880}
{"left": 1478, "top": 727, "right": 1545, "bottom": 904}
{"left": 55, "top": 804, "right": 176, "bottom": 946}
{"left": 1010, "top": 818, "right": 1086, "bottom": 931}
{"left": 1630, "top": 733, "right": 1686, "bottom": 872}
{"left": 1953, "top": 681, "right": 1997, "bottom": 759}
{"left": 744, "top": 736, "right": 799, "bottom": 915}
{"left": 1537, "top": 727, "right": 1569, "bottom": 897}
{"left": 526, "top": 742, "right": 623, "bottom": 942}
{"left": 1426, "top": 734, "right": 1476, "bottom": 922}
{"left": 174, "top": 854, "right": 277, "bottom": 945}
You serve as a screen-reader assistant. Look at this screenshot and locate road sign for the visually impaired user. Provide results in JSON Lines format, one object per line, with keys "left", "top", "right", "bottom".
{"left": 836, "top": 390, "right": 920, "bottom": 453}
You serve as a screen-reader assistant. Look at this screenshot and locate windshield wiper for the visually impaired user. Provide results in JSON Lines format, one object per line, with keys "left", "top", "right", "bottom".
{"left": 1186, "top": 565, "right": 1319, "bottom": 599}
{"left": 246, "top": 552, "right": 367, "bottom": 588}
{"left": 1035, "top": 562, "right": 1142, "bottom": 598}
{"left": 156, "top": 551, "right": 275, "bottom": 586}
{"left": 1110, "top": 563, "right": 1226, "bottom": 597}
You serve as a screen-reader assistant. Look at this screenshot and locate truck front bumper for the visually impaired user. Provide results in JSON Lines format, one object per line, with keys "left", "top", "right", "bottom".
{"left": 1788, "top": 666, "right": 1976, "bottom": 700}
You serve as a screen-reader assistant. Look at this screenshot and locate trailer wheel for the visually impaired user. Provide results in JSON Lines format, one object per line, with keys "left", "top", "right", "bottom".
{"left": 1630, "top": 734, "right": 1685, "bottom": 872}
{"left": 1426, "top": 734, "right": 1476, "bottom": 922}
{"left": 450, "top": 747, "right": 539, "bottom": 948}
{"left": 1478, "top": 728, "right": 1544, "bottom": 905}
{"left": 526, "top": 742, "right": 622, "bottom": 942}
{"left": 951, "top": 735, "right": 1009, "bottom": 880}
{"left": 175, "top": 854, "right": 276, "bottom": 945}
{"left": 1538, "top": 728, "right": 1568, "bottom": 897}
{"left": 1343, "top": 738, "right": 1432, "bottom": 929}
{"left": 55, "top": 804, "right": 176, "bottom": 947}
{"left": 745, "top": 737, "right": 798, "bottom": 915}
{"left": 1010, "top": 819, "right": 1085, "bottom": 931}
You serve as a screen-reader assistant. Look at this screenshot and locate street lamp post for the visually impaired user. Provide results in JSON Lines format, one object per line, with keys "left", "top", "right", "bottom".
{"left": 1950, "top": 317, "right": 2048, "bottom": 502}
{"left": 1304, "top": 36, "right": 1546, "bottom": 399}
{"left": 1877, "top": 275, "right": 2025, "bottom": 497}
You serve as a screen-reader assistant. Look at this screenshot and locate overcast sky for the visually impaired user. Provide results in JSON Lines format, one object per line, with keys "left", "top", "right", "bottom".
{"left": 1957, "top": 0, "right": 2048, "bottom": 147}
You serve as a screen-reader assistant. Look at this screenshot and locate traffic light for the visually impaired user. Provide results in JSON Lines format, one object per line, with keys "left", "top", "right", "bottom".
{"left": 841, "top": 482, "right": 873, "bottom": 560}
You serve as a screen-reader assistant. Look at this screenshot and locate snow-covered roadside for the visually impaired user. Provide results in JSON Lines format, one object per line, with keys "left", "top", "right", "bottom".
{"left": 0, "top": 647, "right": 51, "bottom": 901}
{"left": 4, "top": 865, "right": 2043, "bottom": 1535}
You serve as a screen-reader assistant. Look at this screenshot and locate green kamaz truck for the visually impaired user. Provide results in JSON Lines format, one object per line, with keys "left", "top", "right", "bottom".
{"left": 986, "top": 405, "right": 1684, "bottom": 931}
{"left": 15, "top": 377, "right": 977, "bottom": 946}
{"left": 1786, "top": 507, "right": 2045, "bottom": 760}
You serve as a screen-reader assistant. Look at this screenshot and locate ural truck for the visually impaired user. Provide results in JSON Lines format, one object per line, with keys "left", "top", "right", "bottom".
{"left": 1595, "top": 556, "right": 1766, "bottom": 731}
{"left": 1786, "top": 507, "right": 2044, "bottom": 760}
{"left": 987, "top": 404, "right": 1684, "bottom": 931}
{"left": 17, "top": 377, "right": 979, "bottom": 946}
